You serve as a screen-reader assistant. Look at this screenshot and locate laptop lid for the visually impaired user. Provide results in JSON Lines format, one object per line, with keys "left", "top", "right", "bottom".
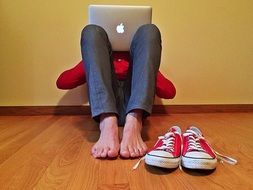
{"left": 88, "top": 5, "right": 152, "bottom": 51}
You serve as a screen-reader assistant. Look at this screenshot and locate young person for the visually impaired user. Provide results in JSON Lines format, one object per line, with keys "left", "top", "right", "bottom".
{"left": 81, "top": 24, "right": 161, "bottom": 158}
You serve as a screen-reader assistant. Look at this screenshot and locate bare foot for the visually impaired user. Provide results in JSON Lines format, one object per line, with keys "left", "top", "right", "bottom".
{"left": 120, "top": 110, "right": 148, "bottom": 158}
{"left": 91, "top": 114, "right": 120, "bottom": 158}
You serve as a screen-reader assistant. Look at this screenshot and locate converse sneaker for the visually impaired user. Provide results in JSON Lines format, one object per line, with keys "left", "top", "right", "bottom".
{"left": 182, "top": 126, "right": 217, "bottom": 170}
{"left": 145, "top": 126, "right": 182, "bottom": 169}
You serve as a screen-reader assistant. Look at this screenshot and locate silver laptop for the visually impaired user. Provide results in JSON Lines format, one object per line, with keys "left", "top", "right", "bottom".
{"left": 88, "top": 5, "right": 152, "bottom": 51}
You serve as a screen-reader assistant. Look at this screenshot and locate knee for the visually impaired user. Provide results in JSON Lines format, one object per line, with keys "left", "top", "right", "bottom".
{"left": 136, "top": 24, "right": 161, "bottom": 42}
{"left": 81, "top": 24, "right": 107, "bottom": 43}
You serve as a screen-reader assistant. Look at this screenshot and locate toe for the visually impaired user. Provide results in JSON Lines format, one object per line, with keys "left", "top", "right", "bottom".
{"left": 134, "top": 148, "right": 140, "bottom": 157}
{"left": 94, "top": 147, "right": 103, "bottom": 158}
{"left": 91, "top": 145, "right": 99, "bottom": 158}
{"left": 100, "top": 147, "right": 109, "bottom": 158}
{"left": 140, "top": 142, "right": 148, "bottom": 155}
{"left": 91, "top": 146, "right": 97, "bottom": 155}
{"left": 120, "top": 146, "right": 130, "bottom": 158}
{"left": 143, "top": 143, "right": 148, "bottom": 151}
{"left": 120, "top": 151, "right": 130, "bottom": 158}
{"left": 139, "top": 147, "right": 147, "bottom": 156}
{"left": 129, "top": 146, "right": 137, "bottom": 157}
{"left": 108, "top": 147, "right": 119, "bottom": 158}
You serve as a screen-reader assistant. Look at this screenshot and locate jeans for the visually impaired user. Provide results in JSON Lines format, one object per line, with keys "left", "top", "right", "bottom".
{"left": 80, "top": 24, "right": 162, "bottom": 125}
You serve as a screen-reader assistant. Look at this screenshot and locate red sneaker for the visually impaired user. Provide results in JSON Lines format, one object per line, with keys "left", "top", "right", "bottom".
{"left": 182, "top": 126, "right": 217, "bottom": 170}
{"left": 145, "top": 126, "right": 182, "bottom": 168}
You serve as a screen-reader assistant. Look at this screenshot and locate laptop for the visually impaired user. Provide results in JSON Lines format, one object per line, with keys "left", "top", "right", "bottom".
{"left": 88, "top": 5, "right": 152, "bottom": 51}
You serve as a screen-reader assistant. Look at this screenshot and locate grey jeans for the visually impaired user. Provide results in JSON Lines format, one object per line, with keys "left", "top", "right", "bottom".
{"left": 80, "top": 24, "right": 161, "bottom": 125}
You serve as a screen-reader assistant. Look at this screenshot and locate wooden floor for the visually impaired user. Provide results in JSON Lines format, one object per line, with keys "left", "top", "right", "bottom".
{"left": 0, "top": 113, "right": 253, "bottom": 190}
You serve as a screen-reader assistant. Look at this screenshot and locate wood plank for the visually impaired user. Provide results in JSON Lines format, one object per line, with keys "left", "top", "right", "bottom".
{"left": 0, "top": 116, "right": 30, "bottom": 132}
{"left": 66, "top": 141, "right": 99, "bottom": 190}
{"left": 0, "top": 116, "right": 56, "bottom": 164}
{"left": 0, "top": 116, "right": 75, "bottom": 189}
{"left": 36, "top": 116, "right": 100, "bottom": 190}
{"left": 97, "top": 158, "right": 129, "bottom": 189}
{"left": 34, "top": 132, "right": 84, "bottom": 189}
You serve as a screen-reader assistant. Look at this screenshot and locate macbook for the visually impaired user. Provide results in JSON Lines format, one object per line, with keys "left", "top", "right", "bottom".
{"left": 88, "top": 5, "right": 152, "bottom": 51}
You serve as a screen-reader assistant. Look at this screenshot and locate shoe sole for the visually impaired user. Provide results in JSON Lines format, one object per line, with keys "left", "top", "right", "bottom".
{"left": 181, "top": 156, "right": 217, "bottom": 170}
{"left": 145, "top": 154, "right": 180, "bottom": 169}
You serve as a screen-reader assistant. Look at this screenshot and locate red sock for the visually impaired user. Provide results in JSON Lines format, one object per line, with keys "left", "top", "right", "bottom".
{"left": 56, "top": 60, "right": 86, "bottom": 89}
{"left": 156, "top": 71, "right": 176, "bottom": 99}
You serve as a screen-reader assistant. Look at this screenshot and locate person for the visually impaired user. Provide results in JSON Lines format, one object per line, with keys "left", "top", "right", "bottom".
{"left": 80, "top": 23, "right": 162, "bottom": 158}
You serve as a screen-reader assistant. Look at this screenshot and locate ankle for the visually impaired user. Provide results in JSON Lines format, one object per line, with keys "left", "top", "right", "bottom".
{"left": 126, "top": 109, "right": 143, "bottom": 122}
{"left": 99, "top": 113, "right": 118, "bottom": 130}
{"left": 124, "top": 113, "right": 143, "bottom": 133}
{"left": 100, "top": 113, "right": 117, "bottom": 121}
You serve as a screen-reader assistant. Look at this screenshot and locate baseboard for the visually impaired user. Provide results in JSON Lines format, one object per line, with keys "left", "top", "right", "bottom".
{"left": 0, "top": 106, "right": 91, "bottom": 116}
{"left": 152, "top": 104, "right": 253, "bottom": 114}
{"left": 0, "top": 104, "right": 253, "bottom": 116}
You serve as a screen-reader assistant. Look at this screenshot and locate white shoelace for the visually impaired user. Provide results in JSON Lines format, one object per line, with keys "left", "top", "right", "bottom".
{"left": 183, "top": 130, "right": 205, "bottom": 152}
{"left": 156, "top": 132, "right": 176, "bottom": 152}
{"left": 132, "top": 156, "right": 145, "bottom": 170}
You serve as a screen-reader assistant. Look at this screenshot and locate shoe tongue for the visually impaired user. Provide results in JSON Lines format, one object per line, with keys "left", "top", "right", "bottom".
{"left": 189, "top": 126, "right": 202, "bottom": 136}
{"left": 170, "top": 126, "right": 181, "bottom": 134}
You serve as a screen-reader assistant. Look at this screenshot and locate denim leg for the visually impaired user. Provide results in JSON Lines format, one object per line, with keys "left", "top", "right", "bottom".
{"left": 80, "top": 24, "right": 119, "bottom": 122}
{"left": 125, "top": 24, "right": 162, "bottom": 116}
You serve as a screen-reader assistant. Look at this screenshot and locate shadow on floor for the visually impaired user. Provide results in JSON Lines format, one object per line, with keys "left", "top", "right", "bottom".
{"left": 181, "top": 166, "right": 216, "bottom": 176}
{"left": 145, "top": 164, "right": 178, "bottom": 175}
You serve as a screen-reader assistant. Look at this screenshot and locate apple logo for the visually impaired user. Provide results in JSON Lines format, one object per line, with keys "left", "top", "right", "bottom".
{"left": 116, "top": 23, "right": 125, "bottom": 34}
